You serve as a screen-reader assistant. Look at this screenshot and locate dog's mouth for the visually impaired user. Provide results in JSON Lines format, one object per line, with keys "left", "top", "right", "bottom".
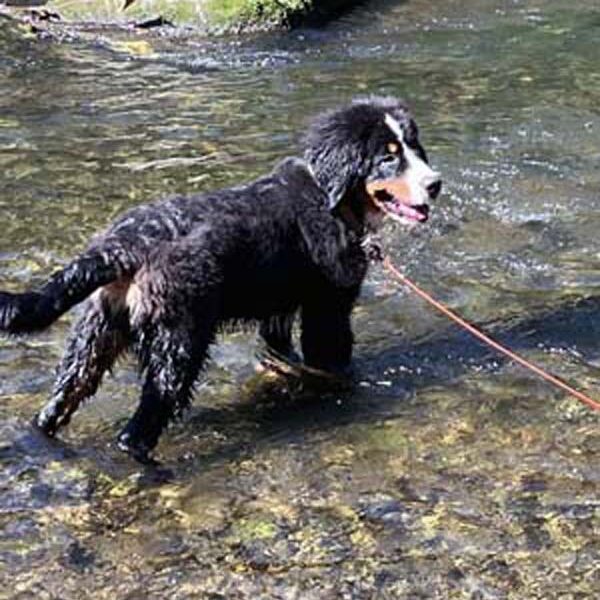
{"left": 366, "top": 180, "right": 429, "bottom": 224}
{"left": 372, "top": 189, "right": 429, "bottom": 223}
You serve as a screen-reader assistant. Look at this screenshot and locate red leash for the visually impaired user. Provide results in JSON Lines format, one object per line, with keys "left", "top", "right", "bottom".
{"left": 382, "top": 256, "right": 600, "bottom": 413}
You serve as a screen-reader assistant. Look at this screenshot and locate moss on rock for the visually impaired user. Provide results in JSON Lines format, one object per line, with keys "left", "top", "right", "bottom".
{"left": 40, "top": 0, "right": 356, "bottom": 32}
{"left": 205, "top": 0, "right": 309, "bottom": 29}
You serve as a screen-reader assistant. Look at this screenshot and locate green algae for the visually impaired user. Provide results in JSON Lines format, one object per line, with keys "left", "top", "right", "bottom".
{"left": 230, "top": 515, "right": 279, "bottom": 541}
{"left": 204, "top": 0, "right": 309, "bottom": 29}
{"left": 41, "top": 0, "right": 339, "bottom": 31}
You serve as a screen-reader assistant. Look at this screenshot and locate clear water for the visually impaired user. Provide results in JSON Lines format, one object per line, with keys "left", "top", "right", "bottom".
{"left": 1, "top": 1, "right": 600, "bottom": 597}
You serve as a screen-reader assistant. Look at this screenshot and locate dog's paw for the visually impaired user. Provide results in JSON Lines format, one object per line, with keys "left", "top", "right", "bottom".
{"left": 33, "top": 411, "right": 60, "bottom": 438}
{"left": 256, "top": 347, "right": 302, "bottom": 376}
{"left": 116, "top": 432, "right": 159, "bottom": 466}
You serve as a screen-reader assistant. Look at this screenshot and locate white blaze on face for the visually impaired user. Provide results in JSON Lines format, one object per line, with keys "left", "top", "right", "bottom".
{"left": 384, "top": 113, "right": 440, "bottom": 205}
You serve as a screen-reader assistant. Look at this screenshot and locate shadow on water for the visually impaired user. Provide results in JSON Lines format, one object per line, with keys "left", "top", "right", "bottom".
{"left": 13, "top": 290, "right": 600, "bottom": 478}
{"left": 200, "top": 290, "right": 600, "bottom": 456}
{"left": 362, "top": 293, "right": 600, "bottom": 390}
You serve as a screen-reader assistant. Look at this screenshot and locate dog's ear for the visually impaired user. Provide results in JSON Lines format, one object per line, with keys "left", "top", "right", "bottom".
{"left": 316, "top": 144, "right": 368, "bottom": 210}
{"left": 303, "top": 111, "right": 372, "bottom": 211}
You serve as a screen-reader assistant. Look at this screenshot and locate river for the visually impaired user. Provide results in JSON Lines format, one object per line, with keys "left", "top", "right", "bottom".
{"left": 1, "top": 0, "right": 599, "bottom": 597}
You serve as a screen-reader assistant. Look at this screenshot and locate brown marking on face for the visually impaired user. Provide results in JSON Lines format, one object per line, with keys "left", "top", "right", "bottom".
{"left": 364, "top": 176, "right": 429, "bottom": 224}
{"left": 366, "top": 177, "right": 411, "bottom": 204}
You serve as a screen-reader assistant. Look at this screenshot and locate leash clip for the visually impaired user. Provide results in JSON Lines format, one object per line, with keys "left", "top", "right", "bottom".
{"left": 363, "top": 237, "right": 384, "bottom": 262}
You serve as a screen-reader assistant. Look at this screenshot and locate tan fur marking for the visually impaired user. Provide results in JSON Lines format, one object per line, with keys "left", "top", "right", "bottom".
{"left": 125, "top": 282, "right": 144, "bottom": 321}
{"left": 364, "top": 177, "right": 415, "bottom": 225}
{"left": 93, "top": 279, "right": 131, "bottom": 311}
{"left": 366, "top": 177, "right": 412, "bottom": 202}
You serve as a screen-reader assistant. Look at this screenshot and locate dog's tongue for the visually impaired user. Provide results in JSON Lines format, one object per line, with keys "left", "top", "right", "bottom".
{"left": 391, "top": 200, "right": 428, "bottom": 221}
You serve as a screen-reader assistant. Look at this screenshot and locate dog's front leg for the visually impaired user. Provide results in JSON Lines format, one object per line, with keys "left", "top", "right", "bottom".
{"left": 300, "top": 295, "right": 354, "bottom": 377}
{"left": 259, "top": 313, "right": 300, "bottom": 364}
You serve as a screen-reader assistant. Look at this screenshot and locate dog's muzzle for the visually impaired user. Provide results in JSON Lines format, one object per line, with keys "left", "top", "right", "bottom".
{"left": 366, "top": 177, "right": 437, "bottom": 224}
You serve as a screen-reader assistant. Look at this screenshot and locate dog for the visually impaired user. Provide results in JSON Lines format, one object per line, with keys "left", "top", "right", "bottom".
{"left": 0, "top": 96, "right": 441, "bottom": 463}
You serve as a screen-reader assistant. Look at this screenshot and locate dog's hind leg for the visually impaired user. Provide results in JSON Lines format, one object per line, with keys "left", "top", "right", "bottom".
{"left": 36, "top": 297, "right": 130, "bottom": 437}
{"left": 117, "top": 320, "right": 216, "bottom": 463}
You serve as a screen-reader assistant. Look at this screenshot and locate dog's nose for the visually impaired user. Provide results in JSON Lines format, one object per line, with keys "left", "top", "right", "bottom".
{"left": 426, "top": 179, "right": 442, "bottom": 200}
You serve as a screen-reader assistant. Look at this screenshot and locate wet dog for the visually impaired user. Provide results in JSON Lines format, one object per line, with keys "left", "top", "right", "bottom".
{"left": 0, "top": 96, "right": 441, "bottom": 462}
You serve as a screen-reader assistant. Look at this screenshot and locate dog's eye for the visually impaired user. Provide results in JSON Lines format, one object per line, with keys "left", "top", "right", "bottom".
{"left": 386, "top": 142, "right": 400, "bottom": 154}
{"left": 380, "top": 153, "right": 398, "bottom": 164}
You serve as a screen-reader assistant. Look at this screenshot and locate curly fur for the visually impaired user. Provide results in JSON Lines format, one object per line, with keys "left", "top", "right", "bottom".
{"left": 0, "top": 96, "right": 440, "bottom": 462}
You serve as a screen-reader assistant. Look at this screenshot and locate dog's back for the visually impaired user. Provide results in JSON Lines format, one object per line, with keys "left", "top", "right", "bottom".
{"left": 0, "top": 158, "right": 321, "bottom": 335}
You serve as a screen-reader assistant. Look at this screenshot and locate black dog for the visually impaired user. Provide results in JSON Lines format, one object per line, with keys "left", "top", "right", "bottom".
{"left": 0, "top": 96, "right": 441, "bottom": 462}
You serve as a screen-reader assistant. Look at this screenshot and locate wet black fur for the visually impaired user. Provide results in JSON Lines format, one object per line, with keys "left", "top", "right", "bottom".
{"left": 0, "top": 96, "right": 433, "bottom": 462}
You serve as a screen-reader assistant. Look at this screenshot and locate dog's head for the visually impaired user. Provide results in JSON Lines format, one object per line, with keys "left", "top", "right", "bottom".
{"left": 303, "top": 96, "right": 441, "bottom": 231}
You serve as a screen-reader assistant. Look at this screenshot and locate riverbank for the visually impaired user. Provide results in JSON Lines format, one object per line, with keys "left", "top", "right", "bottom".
{"left": 2, "top": 0, "right": 359, "bottom": 32}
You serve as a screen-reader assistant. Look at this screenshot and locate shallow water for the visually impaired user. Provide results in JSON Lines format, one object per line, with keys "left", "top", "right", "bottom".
{"left": 1, "top": 1, "right": 600, "bottom": 597}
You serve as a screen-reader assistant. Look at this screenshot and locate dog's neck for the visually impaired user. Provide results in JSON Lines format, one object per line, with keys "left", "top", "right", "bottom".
{"left": 336, "top": 200, "right": 365, "bottom": 237}
{"left": 336, "top": 186, "right": 382, "bottom": 238}
{"left": 302, "top": 157, "right": 371, "bottom": 238}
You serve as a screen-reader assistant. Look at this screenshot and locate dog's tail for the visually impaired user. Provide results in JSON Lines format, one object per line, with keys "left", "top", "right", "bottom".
{"left": 0, "top": 240, "right": 139, "bottom": 334}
